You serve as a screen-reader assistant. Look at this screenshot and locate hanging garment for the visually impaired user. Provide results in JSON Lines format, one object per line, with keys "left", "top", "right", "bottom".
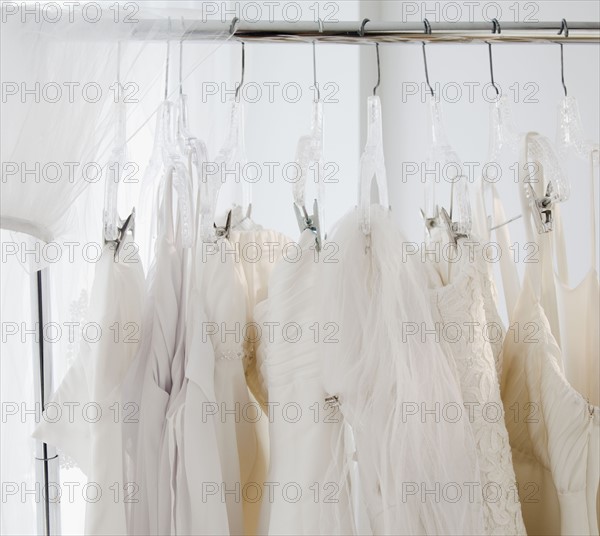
{"left": 33, "top": 234, "right": 144, "bottom": 536}
{"left": 320, "top": 205, "right": 486, "bottom": 536}
{"left": 121, "top": 169, "right": 187, "bottom": 536}
{"left": 253, "top": 228, "right": 355, "bottom": 536}
{"left": 500, "top": 132, "right": 600, "bottom": 536}
{"left": 201, "top": 206, "right": 290, "bottom": 536}
{"left": 552, "top": 151, "right": 599, "bottom": 407}
{"left": 161, "top": 226, "right": 230, "bottom": 536}
{"left": 472, "top": 178, "right": 523, "bottom": 379}
{"left": 425, "top": 231, "right": 526, "bottom": 536}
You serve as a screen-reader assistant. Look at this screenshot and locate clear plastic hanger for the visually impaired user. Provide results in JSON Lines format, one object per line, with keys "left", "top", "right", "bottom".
{"left": 482, "top": 21, "right": 521, "bottom": 231}
{"left": 203, "top": 36, "right": 250, "bottom": 241}
{"left": 421, "top": 20, "right": 471, "bottom": 241}
{"left": 556, "top": 20, "right": 597, "bottom": 162}
{"left": 486, "top": 20, "right": 520, "bottom": 164}
{"left": 103, "top": 40, "right": 125, "bottom": 243}
{"left": 358, "top": 36, "right": 389, "bottom": 244}
{"left": 490, "top": 23, "right": 574, "bottom": 234}
{"left": 103, "top": 41, "right": 135, "bottom": 257}
{"left": 177, "top": 20, "right": 208, "bottom": 243}
{"left": 155, "top": 19, "right": 194, "bottom": 248}
{"left": 293, "top": 36, "right": 324, "bottom": 250}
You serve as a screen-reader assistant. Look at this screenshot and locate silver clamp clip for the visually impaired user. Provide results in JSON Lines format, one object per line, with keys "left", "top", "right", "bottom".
{"left": 324, "top": 394, "right": 340, "bottom": 408}
{"left": 527, "top": 181, "right": 554, "bottom": 234}
{"left": 294, "top": 198, "right": 322, "bottom": 251}
{"left": 214, "top": 209, "right": 233, "bottom": 240}
{"left": 106, "top": 208, "right": 135, "bottom": 260}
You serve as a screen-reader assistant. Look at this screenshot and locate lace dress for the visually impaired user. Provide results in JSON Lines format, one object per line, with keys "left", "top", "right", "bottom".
{"left": 426, "top": 233, "right": 526, "bottom": 536}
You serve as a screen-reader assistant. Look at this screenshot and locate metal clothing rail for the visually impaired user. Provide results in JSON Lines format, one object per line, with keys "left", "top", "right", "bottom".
{"left": 131, "top": 19, "right": 600, "bottom": 44}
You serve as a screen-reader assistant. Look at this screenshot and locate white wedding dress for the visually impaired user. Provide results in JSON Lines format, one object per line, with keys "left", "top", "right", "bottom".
{"left": 33, "top": 233, "right": 144, "bottom": 536}
{"left": 320, "top": 205, "right": 486, "bottom": 535}
{"left": 425, "top": 231, "right": 526, "bottom": 535}
{"left": 254, "top": 228, "right": 355, "bottom": 535}
{"left": 121, "top": 169, "right": 188, "bottom": 536}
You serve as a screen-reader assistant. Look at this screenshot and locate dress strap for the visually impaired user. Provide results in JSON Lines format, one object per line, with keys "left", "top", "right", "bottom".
{"left": 489, "top": 182, "right": 521, "bottom": 320}
{"left": 589, "top": 149, "right": 598, "bottom": 272}
{"left": 518, "top": 133, "right": 562, "bottom": 346}
{"left": 552, "top": 147, "right": 599, "bottom": 282}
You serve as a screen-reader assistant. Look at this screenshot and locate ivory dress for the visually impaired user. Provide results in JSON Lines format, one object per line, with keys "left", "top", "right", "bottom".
{"left": 500, "top": 133, "right": 600, "bottom": 536}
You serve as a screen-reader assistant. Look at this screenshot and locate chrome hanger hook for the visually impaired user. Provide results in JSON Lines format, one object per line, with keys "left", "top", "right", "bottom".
{"left": 422, "top": 20, "right": 434, "bottom": 98}
{"left": 558, "top": 18, "right": 569, "bottom": 38}
{"left": 230, "top": 16, "right": 240, "bottom": 36}
{"left": 373, "top": 43, "right": 381, "bottom": 96}
{"left": 558, "top": 19, "right": 569, "bottom": 97}
{"left": 487, "top": 21, "right": 501, "bottom": 97}
{"left": 235, "top": 41, "right": 245, "bottom": 101}
{"left": 317, "top": 17, "right": 324, "bottom": 34}
{"left": 312, "top": 41, "right": 320, "bottom": 102}
{"left": 487, "top": 43, "right": 499, "bottom": 96}
{"left": 359, "top": 18, "right": 369, "bottom": 37}
{"left": 486, "top": 19, "right": 501, "bottom": 96}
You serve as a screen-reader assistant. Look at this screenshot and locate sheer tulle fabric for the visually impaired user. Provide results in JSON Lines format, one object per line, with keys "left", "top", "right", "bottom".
{"left": 320, "top": 206, "right": 485, "bottom": 536}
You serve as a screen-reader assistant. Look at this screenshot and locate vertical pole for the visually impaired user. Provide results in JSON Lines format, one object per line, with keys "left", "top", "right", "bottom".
{"left": 32, "top": 268, "right": 60, "bottom": 536}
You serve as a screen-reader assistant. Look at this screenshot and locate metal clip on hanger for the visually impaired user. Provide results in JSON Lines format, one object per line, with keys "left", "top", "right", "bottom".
{"left": 527, "top": 181, "right": 554, "bottom": 233}
{"left": 114, "top": 209, "right": 136, "bottom": 258}
{"left": 293, "top": 23, "right": 325, "bottom": 251}
{"left": 358, "top": 20, "right": 389, "bottom": 247}
{"left": 213, "top": 209, "right": 232, "bottom": 239}
{"left": 439, "top": 182, "right": 470, "bottom": 246}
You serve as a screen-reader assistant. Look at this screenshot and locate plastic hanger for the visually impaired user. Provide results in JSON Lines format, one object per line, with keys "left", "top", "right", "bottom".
{"left": 480, "top": 21, "right": 522, "bottom": 231}
{"left": 158, "top": 19, "right": 194, "bottom": 248}
{"left": 420, "top": 20, "right": 471, "bottom": 242}
{"left": 486, "top": 20, "right": 520, "bottom": 164}
{"left": 203, "top": 37, "right": 250, "bottom": 241}
{"left": 358, "top": 33, "right": 389, "bottom": 244}
{"left": 103, "top": 40, "right": 126, "bottom": 243}
{"left": 177, "top": 20, "right": 208, "bottom": 244}
{"left": 293, "top": 35, "right": 324, "bottom": 251}
{"left": 556, "top": 19, "right": 596, "bottom": 161}
{"left": 103, "top": 41, "right": 135, "bottom": 258}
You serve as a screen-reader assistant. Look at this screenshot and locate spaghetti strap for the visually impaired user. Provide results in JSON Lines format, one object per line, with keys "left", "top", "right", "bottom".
{"left": 590, "top": 149, "right": 598, "bottom": 272}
